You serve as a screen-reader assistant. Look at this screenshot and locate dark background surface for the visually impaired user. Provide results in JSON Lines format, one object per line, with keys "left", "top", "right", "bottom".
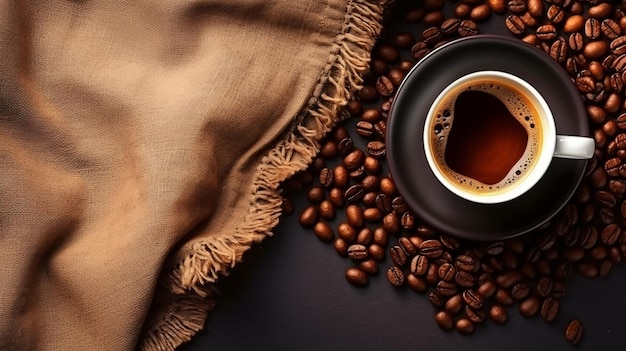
{"left": 182, "top": 1, "right": 626, "bottom": 350}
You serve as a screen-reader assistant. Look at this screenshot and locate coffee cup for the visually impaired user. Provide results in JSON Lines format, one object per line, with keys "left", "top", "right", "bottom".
{"left": 423, "top": 70, "right": 594, "bottom": 204}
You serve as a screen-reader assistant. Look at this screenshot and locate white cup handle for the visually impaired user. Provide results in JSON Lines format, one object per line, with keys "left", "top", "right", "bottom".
{"left": 554, "top": 135, "right": 595, "bottom": 159}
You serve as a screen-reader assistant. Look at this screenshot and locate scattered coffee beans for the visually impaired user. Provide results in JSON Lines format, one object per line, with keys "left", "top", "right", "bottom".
{"left": 280, "top": 0, "right": 626, "bottom": 347}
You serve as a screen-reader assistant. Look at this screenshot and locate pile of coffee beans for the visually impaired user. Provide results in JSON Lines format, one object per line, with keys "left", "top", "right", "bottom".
{"left": 280, "top": 0, "right": 626, "bottom": 346}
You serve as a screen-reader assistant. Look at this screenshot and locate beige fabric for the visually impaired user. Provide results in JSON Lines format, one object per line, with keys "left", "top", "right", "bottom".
{"left": 0, "top": 0, "right": 386, "bottom": 350}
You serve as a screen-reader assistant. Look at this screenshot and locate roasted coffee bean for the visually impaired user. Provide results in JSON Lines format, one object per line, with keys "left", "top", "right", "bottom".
{"left": 546, "top": 4, "right": 565, "bottom": 24}
{"left": 382, "top": 212, "right": 400, "bottom": 233}
{"left": 578, "top": 226, "right": 598, "bottom": 249}
{"left": 437, "top": 280, "right": 458, "bottom": 296}
{"left": 440, "top": 234, "right": 461, "bottom": 251}
{"left": 536, "top": 276, "right": 554, "bottom": 297}
{"left": 368, "top": 244, "right": 385, "bottom": 261}
{"left": 464, "top": 306, "right": 485, "bottom": 324}
{"left": 507, "top": 0, "right": 526, "bottom": 13}
{"left": 551, "top": 281, "right": 567, "bottom": 298}
{"left": 393, "top": 32, "right": 414, "bottom": 49}
{"left": 470, "top": 4, "right": 491, "bottom": 22}
{"left": 564, "top": 15, "right": 584, "bottom": 33}
{"left": 348, "top": 244, "right": 368, "bottom": 261}
{"left": 441, "top": 18, "right": 460, "bottom": 35}
{"left": 406, "top": 273, "right": 427, "bottom": 292}
{"left": 458, "top": 19, "right": 478, "bottom": 36}
{"left": 355, "top": 120, "right": 374, "bottom": 138}
{"left": 444, "top": 294, "right": 464, "bottom": 314}
{"left": 548, "top": 39, "right": 567, "bottom": 63}
{"left": 386, "top": 266, "right": 405, "bottom": 286}
{"left": 595, "top": 190, "right": 616, "bottom": 207}
{"left": 422, "top": 26, "right": 443, "bottom": 45}
{"left": 410, "top": 254, "right": 429, "bottom": 276}
{"left": 585, "top": 18, "right": 602, "bottom": 40}
{"left": 363, "top": 156, "right": 380, "bottom": 174}
{"left": 400, "top": 211, "right": 414, "bottom": 230}
{"left": 511, "top": 282, "right": 530, "bottom": 300}
{"left": 428, "top": 291, "right": 444, "bottom": 307}
{"left": 334, "top": 238, "right": 348, "bottom": 257}
{"left": 319, "top": 167, "right": 334, "bottom": 187}
{"left": 603, "top": 20, "right": 622, "bottom": 40}
{"left": 599, "top": 260, "right": 613, "bottom": 277}
{"left": 359, "top": 259, "right": 379, "bottom": 275}
{"left": 343, "top": 149, "right": 365, "bottom": 171}
{"left": 423, "top": 11, "right": 445, "bottom": 26}
{"left": 568, "top": 33, "right": 584, "bottom": 52}
{"left": 526, "top": 0, "right": 543, "bottom": 17}
{"left": 345, "top": 184, "right": 365, "bottom": 204}
{"left": 410, "top": 41, "right": 430, "bottom": 60}
{"left": 505, "top": 15, "right": 525, "bottom": 35}
{"left": 454, "top": 270, "right": 476, "bottom": 288}
{"left": 577, "top": 261, "right": 599, "bottom": 279}
{"left": 455, "top": 318, "right": 474, "bottom": 334}
{"left": 376, "top": 43, "right": 400, "bottom": 63}
{"left": 313, "top": 221, "right": 334, "bottom": 242}
{"left": 375, "top": 75, "right": 394, "bottom": 97}
{"left": 601, "top": 223, "right": 621, "bottom": 245}
{"left": 536, "top": 24, "right": 558, "bottom": 41}
{"left": 495, "top": 288, "right": 514, "bottom": 306}
{"left": 462, "top": 289, "right": 484, "bottom": 309}
{"left": 337, "top": 137, "right": 354, "bottom": 156}
{"left": 565, "top": 319, "right": 584, "bottom": 344}
{"left": 379, "top": 177, "right": 396, "bottom": 196}
{"left": 390, "top": 245, "right": 408, "bottom": 266}
{"left": 540, "top": 297, "right": 560, "bottom": 322}
{"left": 328, "top": 187, "right": 344, "bottom": 207}
{"left": 356, "top": 228, "right": 373, "bottom": 246}
{"left": 337, "top": 222, "right": 357, "bottom": 242}
{"left": 455, "top": 254, "right": 476, "bottom": 272}
{"left": 477, "top": 280, "right": 496, "bottom": 298}
{"left": 399, "top": 236, "right": 417, "bottom": 255}
{"left": 414, "top": 238, "right": 442, "bottom": 259}
{"left": 496, "top": 271, "right": 523, "bottom": 288}
{"left": 489, "top": 305, "right": 507, "bottom": 324}
{"left": 588, "top": 2, "right": 613, "bottom": 18}
{"left": 391, "top": 196, "right": 408, "bottom": 214}
{"left": 375, "top": 193, "right": 392, "bottom": 213}
{"left": 586, "top": 40, "right": 609, "bottom": 60}
{"left": 435, "top": 310, "right": 454, "bottom": 330}
{"left": 519, "top": 296, "right": 541, "bottom": 317}
{"left": 345, "top": 267, "right": 368, "bottom": 286}
{"left": 318, "top": 200, "right": 335, "bottom": 220}
{"left": 306, "top": 186, "right": 325, "bottom": 203}
{"left": 361, "top": 175, "right": 379, "bottom": 193}
{"left": 363, "top": 208, "right": 382, "bottom": 222}
{"left": 576, "top": 75, "right": 596, "bottom": 93}
{"left": 438, "top": 262, "right": 456, "bottom": 281}
{"left": 299, "top": 205, "right": 319, "bottom": 228}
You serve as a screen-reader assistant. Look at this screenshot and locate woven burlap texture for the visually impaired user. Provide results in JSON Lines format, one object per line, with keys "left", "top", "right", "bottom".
{"left": 0, "top": 0, "right": 387, "bottom": 349}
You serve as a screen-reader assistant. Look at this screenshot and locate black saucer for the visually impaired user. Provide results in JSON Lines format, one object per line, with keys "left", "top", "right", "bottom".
{"left": 386, "top": 35, "right": 589, "bottom": 241}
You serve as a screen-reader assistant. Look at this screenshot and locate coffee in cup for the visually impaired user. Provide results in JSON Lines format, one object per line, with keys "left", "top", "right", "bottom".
{"left": 424, "top": 71, "right": 594, "bottom": 204}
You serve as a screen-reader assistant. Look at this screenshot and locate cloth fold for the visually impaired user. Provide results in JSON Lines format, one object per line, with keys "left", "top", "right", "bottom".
{"left": 0, "top": 0, "right": 387, "bottom": 349}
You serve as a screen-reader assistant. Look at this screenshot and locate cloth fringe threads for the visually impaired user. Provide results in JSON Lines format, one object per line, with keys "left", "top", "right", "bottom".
{"left": 140, "top": 1, "right": 388, "bottom": 349}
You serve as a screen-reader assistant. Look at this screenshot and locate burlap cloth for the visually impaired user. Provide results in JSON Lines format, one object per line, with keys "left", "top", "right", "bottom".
{"left": 0, "top": 1, "right": 387, "bottom": 349}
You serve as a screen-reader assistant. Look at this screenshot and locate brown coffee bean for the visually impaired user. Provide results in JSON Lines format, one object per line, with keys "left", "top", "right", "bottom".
{"left": 422, "top": 26, "right": 443, "bottom": 45}
{"left": 435, "top": 310, "right": 454, "bottom": 330}
{"left": 455, "top": 318, "right": 474, "bottom": 334}
{"left": 437, "top": 262, "right": 456, "bottom": 281}
{"left": 441, "top": 18, "right": 460, "bottom": 35}
{"left": 345, "top": 267, "right": 368, "bottom": 286}
{"left": 410, "top": 41, "right": 430, "bottom": 61}
{"left": 458, "top": 19, "right": 478, "bottom": 36}
{"left": 477, "top": 280, "right": 496, "bottom": 298}
{"left": 348, "top": 244, "right": 368, "bottom": 261}
{"left": 495, "top": 271, "right": 523, "bottom": 288}
{"left": 588, "top": 2, "right": 613, "bottom": 19}
{"left": 386, "top": 266, "right": 405, "bottom": 286}
{"left": 470, "top": 4, "right": 491, "bottom": 22}
{"left": 599, "top": 260, "right": 613, "bottom": 277}
{"left": 565, "top": 319, "right": 584, "bottom": 344}
{"left": 318, "top": 200, "right": 335, "bottom": 220}
{"left": 376, "top": 43, "right": 400, "bottom": 64}
{"left": 564, "top": 15, "right": 584, "bottom": 33}
{"left": 437, "top": 280, "right": 457, "bottom": 296}
{"left": 406, "top": 273, "right": 427, "bottom": 292}
{"left": 489, "top": 305, "right": 508, "bottom": 324}
{"left": 601, "top": 223, "right": 621, "bottom": 245}
{"left": 495, "top": 288, "right": 514, "bottom": 306}
{"left": 536, "top": 276, "right": 554, "bottom": 297}
{"left": 390, "top": 245, "right": 408, "bottom": 266}
{"left": 420, "top": 239, "right": 443, "bottom": 258}
{"left": 511, "top": 282, "right": 530, "bottom": 300}
{"left": 575, "top": 76, "right": 596, "bottom": 93}
{"left": 299, "top": 205, "right": 319, "bottom": 228}
{"left": 399, "top": 236, "right": 417, "bottom": 255}
{"left": 585, "top": 18, "right": 602, "bottom": 40}
{"left": 505, "top": 14, "right": 525, "bottom": 35}
{"left": 359, "top": 259, "right": 379, "bottom": 276}
{"left": 363, "top": 208, "right": 382, "bottom": 222}
{"left": 568, "top": 33, "right": 584, "bottom": 52}
{"left": 334, "top": 238, "right": 349, "bottom": 257}
{"left": 462, "top": 289, "right": 484, "bottom": 310}
{"left": 393, "top": 32, "right": 414, "bottom": 50}
{"left": 423, "top": 11, "right": 445, "bottom": 26}
{"left": 507, "top": 0, "right": 526, "bottom": 13}
{"left": 454, "top": 270, "right": 475, "bottom": 288}
{"left": 539, "top": 296, "right": 559, "bottom": 323}
{"left": 328, "top": 187, "right": 344, "bottom": 207}
{"left": 536, "top": 24, "right": 558, "bottom": 41}
{"left": 313, "top": 221, "right": 334, "bottom": 242}
{"left": 428, "top": 291, "right": 444, "bottom": 307}
{"left": 455, "top": 254, "right": 477, "bottom": 272}
{"left": 382, "top": 212, "right": 400, "bottom": 233}
{"left": 586, "top": 40, "right": 609, "bottom": 60}
{"left": 611, "top": 36, "right": 626, "bottom": 56}
{"left": 306, "top": 186, "right": 325, "bottom": 203}
{"left": 337, "top": 137, "right": 354, "bottom": 156}
{"left": 337, "top": 222, "right": 357, "bottom": 242}
{"left": 577, "top": 261, "right": 599, "bottom": 279}
{"left": 444, "top": 294, "right": 464, "bottom": 314}
{"left": 603, "top": 19, "right": 622, "bottom": 40}
{"left": 356, "top": 228, "right": 373, "bottom": 246}
{"left": 410, "top": 254, "right": 429, "bottom": 276}
{"left": 519, "top": 296, "right": 541, "bottom": 317}
{"left": 368, "top": 244, "right": 385, "bottom": 261}
{"left": 319, "top": 167, "right": 334, "bottom": 188}
{"left": 344, "top": 184, "right": 364, "bottom": 204}
{"left": 546, "top": 4, "right": 565, "bottom": 24}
